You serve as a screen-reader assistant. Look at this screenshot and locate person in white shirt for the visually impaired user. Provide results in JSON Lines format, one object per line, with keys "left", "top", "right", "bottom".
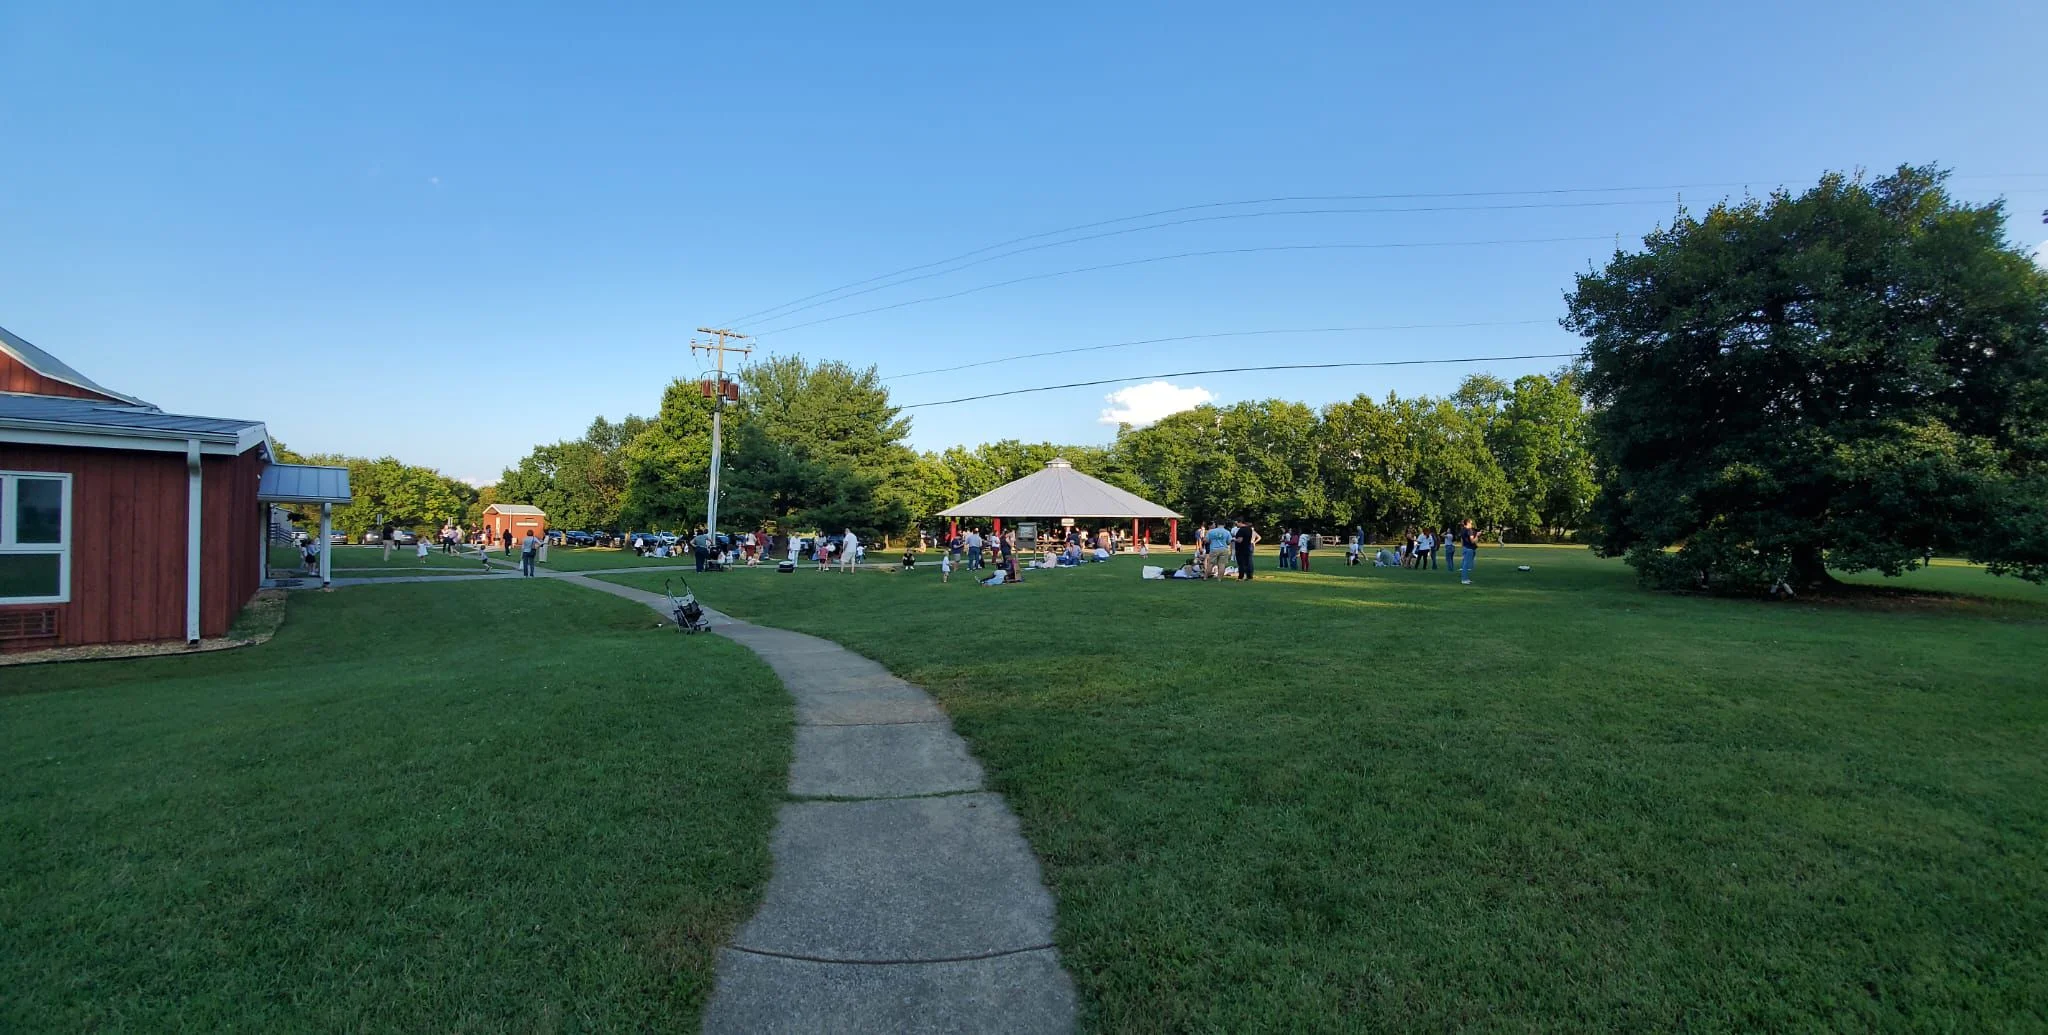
{"left": 1417, "top": 530, "right": 1437, "bottom": 571}
{"left": 965, "top": 530, "right": 984, "bottom": 569}
{"left": 840, "top": 529, "right": 860, "bottom": 572}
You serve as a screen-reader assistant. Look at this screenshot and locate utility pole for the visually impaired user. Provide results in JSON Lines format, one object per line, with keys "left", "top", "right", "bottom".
{"left": 691, "top": 327, "right": 751, "bottom": 545}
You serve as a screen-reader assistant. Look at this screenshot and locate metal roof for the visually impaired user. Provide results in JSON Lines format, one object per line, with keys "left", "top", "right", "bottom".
{"left": 0, "top": 323, "right": 153, "bottom": 406}
{"left": 258, "top": 463, "right": 353, "bottom": 504}
{"left": 486, "top": 503, "right": 546, "bottom": 516}
{"left": 939, "top": 459, "right": 1181, "bottom": 520}
{"left": 0, "top": 393, "right": 264, "bottom": 441}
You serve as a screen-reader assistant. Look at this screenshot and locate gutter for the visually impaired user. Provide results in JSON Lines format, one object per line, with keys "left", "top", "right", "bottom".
{"left": 187, "top": 439, "right": 203, "bottom": 644}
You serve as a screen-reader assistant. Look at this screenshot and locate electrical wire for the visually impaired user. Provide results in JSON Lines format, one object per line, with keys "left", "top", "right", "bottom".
{"left": 896, "top": 353, "right": 1581, "bottom": 412}
{"left": 742, "top": 351, "right": 1582, "bottom": 438}
{"left": 880, "top": 320, "right": 1554, "bottom": 380}
{"left": 716, "top": 180, "right": 1790, "bottom": 326}
{"left": 722, "top": 172, "right": 2048, "bottom": 329}
{"left": 738, "top": 199, "right": 1674, "bottom": 333}
{"left": 748, "top": 235, "right": 1613, "bottom": 339}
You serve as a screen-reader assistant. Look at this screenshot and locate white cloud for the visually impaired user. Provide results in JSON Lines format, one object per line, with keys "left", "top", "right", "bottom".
{"left": 428, "top": 175, "right": 441, "bottom": 187}
{"left": 1098, "top": 380, "right": 1215, "bottom": 427}
{"left": 2034, "top": 239, "right": 2048, "bottom": 268}
{"left": 460, "top": 475, "right": 490, "bottom": 487}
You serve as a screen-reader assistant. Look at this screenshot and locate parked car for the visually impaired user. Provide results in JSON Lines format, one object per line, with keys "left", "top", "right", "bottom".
{"left": 391, "top": 529, "right": 418, "bottom": 546}
{"left": 562, "top": 530, "right": 596, "bottom": 546}
{"left": 329, "top": 531, "right": 349, "bottom": 546}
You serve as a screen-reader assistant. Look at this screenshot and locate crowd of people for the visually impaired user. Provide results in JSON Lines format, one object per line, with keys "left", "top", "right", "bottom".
{"left": 337, "top": 515, "right": 1486, "bottom": 586}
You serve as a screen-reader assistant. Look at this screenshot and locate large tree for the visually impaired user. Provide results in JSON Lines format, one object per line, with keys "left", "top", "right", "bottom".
{"left": 1566, "top": 165, "right": 2048, "bottom": 592}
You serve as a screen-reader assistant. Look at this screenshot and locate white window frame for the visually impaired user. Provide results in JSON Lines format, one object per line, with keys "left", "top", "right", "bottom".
{"left": 0, "top": 471, "right": 73, "bottom": 605}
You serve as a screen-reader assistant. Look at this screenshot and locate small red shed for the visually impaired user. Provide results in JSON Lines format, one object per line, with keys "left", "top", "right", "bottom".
{"left": 481, "top": 504, "right": 546, "bottom": 545}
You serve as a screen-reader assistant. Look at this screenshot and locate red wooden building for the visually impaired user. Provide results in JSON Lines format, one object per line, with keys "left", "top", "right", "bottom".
{"left": 480, "top": 503, "right": 546, "bottom": 544}
{"left": 0, "top": 324, "right": 346, "bottom": 652}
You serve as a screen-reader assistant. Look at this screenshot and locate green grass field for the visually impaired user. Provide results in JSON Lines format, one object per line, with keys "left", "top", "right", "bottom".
{"left": 605, "top": 547, "right": 2048, "bottom": 1032}
{"left": 270, "top": 543, "right": 498, "bottom": 576}
{"left": 522, "top": 546, "right": 698, "bottom": 571}
{"left": 1, "top": 581, "right": 791, "bottom": 1031}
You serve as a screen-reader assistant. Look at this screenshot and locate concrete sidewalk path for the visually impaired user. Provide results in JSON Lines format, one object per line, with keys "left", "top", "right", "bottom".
{"left": 556, "top": 575, "right": 1077, "bottom": 1034}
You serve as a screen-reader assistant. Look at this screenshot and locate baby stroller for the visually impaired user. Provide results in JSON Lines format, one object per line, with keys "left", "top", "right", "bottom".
{"left": 665, "top": 578, "right": 710, "bottom": 633}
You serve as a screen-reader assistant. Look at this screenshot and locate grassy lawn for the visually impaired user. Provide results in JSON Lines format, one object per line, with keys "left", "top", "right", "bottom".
{"left": 526, "top": 546, "right": 703, "bottom": 571}
{"left": 269, "top": 544, "right": 498, "bottom": 576}
{"left": 604, "top": 548, "right": 2048, "bottom": 1031}
{"left": 2, "top": 580, "right": 791, "bottom": 1031}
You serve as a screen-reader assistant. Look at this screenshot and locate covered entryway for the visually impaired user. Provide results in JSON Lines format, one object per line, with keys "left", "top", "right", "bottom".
{"left": 258, "top": 463, "right": 353, "bottom": 589}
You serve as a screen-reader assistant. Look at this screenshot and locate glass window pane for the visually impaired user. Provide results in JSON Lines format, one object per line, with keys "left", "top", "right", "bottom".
{"left": 16, "top": 478, "right": 63, "bottom": 544}
{"left": 0, "top": 553, "right": 61, "bottom": 598}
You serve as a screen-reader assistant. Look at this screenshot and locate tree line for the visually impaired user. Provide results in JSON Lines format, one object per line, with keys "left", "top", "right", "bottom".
{"left": 487, "top": 362, "right": 1596, "bottom": 545}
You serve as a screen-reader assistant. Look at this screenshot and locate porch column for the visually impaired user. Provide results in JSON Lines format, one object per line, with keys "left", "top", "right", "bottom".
{"left": 1132, "top": 518, "right": 1139, "bottom": 551}
{"left": 319, "top": 502, "right": 333, "bottom": 589}
{"left": 993, "top": 517, "right": 1002, "bottom": 536}
{"left": 1169, "top": 518, "right": 1179, "bottom": 551}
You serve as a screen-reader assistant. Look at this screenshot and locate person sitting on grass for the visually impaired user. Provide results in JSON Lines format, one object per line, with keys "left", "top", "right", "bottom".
{"left": 901, "top": 545, "right": 917, "bottom": 570}
{"left": 1169, "top": 559, "right": 1202, "bottom": 579}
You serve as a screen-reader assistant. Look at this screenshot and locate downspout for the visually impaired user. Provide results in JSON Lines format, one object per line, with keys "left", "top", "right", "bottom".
{"left": 187, "top": 440, "right": 203, "bottom": 643}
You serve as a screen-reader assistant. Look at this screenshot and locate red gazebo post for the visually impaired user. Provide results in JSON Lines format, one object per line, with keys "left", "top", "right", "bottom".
{"left": 993, "top": 517, "right": 1002, "bottom": 537}
{"left": 1169, "top": 517, "right": 1179, "bottom": 551}
{"left": 1132, "top": 518, "right": 1139, "bottom": 553}
{"left": 949, "top": 520, "right": 958, "bottom": 541}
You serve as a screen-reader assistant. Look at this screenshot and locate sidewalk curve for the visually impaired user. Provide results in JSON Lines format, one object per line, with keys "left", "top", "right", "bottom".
{"left": 558, "top": 575, "right": 1078, "bottom": 1034}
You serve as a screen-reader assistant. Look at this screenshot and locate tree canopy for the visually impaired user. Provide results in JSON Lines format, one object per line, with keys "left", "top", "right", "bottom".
{"left": 1566, "top": 165, "right": 2048, "bottom": 592}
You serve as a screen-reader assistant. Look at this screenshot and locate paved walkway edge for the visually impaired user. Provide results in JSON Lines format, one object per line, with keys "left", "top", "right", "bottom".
{"left": 547, "top": 575, "right": 1077, "bottom": 1034}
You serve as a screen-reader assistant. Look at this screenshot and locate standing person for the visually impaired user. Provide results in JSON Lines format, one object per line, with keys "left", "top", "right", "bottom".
{"left": 1233, "top": 518, "right": 1256, "bottom": 580}
{"left": 692, "top": 529, "right": 711, "bottom": 573}
{"left": 786, "top": 533, "right": 799, "bottom": 566}
{"left": 502, "top": 528, "right": 513, "bottom": 556}
{"left": 1203, "top": 521, "right": 1232, "bottom": 579}
{"left": 1458, "top": 519, "right": 1479, "bottom": 584}
{"left": 1346, "top": 533, "right": 1362, "bottom": 566}
{"left": 1445, "top": 525, "right": 1461, "bottom": 577}
{"left": 381, "top": 522, "right": 396, "bottom": 562}
{"left": 840, "top": 528, "right": 860, "bottom": 573}
{"left": 416, "top": 536, "right": 430, "bottom": 562}
{"left": 966, "top": 529, "right": 984, "bottom": 571}
{"left": 940, "top": 548, "right": 953, "bottom": 584}
{"left": 1298, "top": 530, "right": 1313, "bottom": 571}
{"left": 520, "top": 530, "right": 540, "bottom": 577}
{"left": 948, "top": 530, "right": 964, "bottom": 569}
{"left": 1416, "top": 528, "right": 1436, "bottom": 570}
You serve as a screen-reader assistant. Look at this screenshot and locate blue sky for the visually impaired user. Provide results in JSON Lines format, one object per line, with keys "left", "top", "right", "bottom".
{"left": 4, "top": 2, "right": 2045, "bottom": 484}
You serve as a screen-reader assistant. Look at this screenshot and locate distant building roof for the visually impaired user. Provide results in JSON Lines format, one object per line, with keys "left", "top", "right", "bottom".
{"left": 485, "top": 504, "right": 546, "bottom": 516}
{"left": 0, "top": 323, "right": 152, "bottom": 407}
{"left": 258, "top": 463, "right": 353, "bottom": 504}
{"left": 939, "top": 458, "right": 1180, "bottom": 520}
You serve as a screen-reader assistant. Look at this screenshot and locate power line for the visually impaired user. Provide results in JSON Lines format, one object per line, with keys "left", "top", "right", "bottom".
{"left": 880, "top": 320, "right": 1555, "bottom": 380}
{"left": 895, "top": 353, "right": 1582, "bottom": 412}
{"left": 721, "top": 172, "right": 2048, "bottom": 329}
{"left": 749, "top": 235, "right": 1613, "bottom": 339}
{"left": 739, "top": 199, "right": 1675, "bottom": 333}
{"left": 717, "top": 180, "right": 1793, "bottom": 327}
{"left": 749, "top": 351, "right": 1583, "bottom": 438}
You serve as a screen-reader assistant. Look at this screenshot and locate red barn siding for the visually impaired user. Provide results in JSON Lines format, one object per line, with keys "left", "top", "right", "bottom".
{"left": 0, "top": 352, "right": 118, "bottom": 401}
{"left": 0, "top": 442, "right": 268, "bottom": 649}
{"left": 200, "top": 449, "right": 265, "bottom": 636}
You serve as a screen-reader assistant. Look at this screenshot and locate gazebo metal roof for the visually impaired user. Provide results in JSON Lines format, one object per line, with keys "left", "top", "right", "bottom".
{"left": 939, "top": 458, "right": 1180, "bottom": 520}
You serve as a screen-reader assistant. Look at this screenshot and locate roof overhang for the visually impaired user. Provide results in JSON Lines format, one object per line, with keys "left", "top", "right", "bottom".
{"left": 0, "top": 418, "right": 269, "bottom": 457}
{"left": 257, "top": 462, "right": 352, "bottom": 504}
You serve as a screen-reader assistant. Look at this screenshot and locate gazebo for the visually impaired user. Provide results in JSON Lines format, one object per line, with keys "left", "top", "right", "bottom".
{"left": 939, "top": 458, "right": 1182, "bottom": 549}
